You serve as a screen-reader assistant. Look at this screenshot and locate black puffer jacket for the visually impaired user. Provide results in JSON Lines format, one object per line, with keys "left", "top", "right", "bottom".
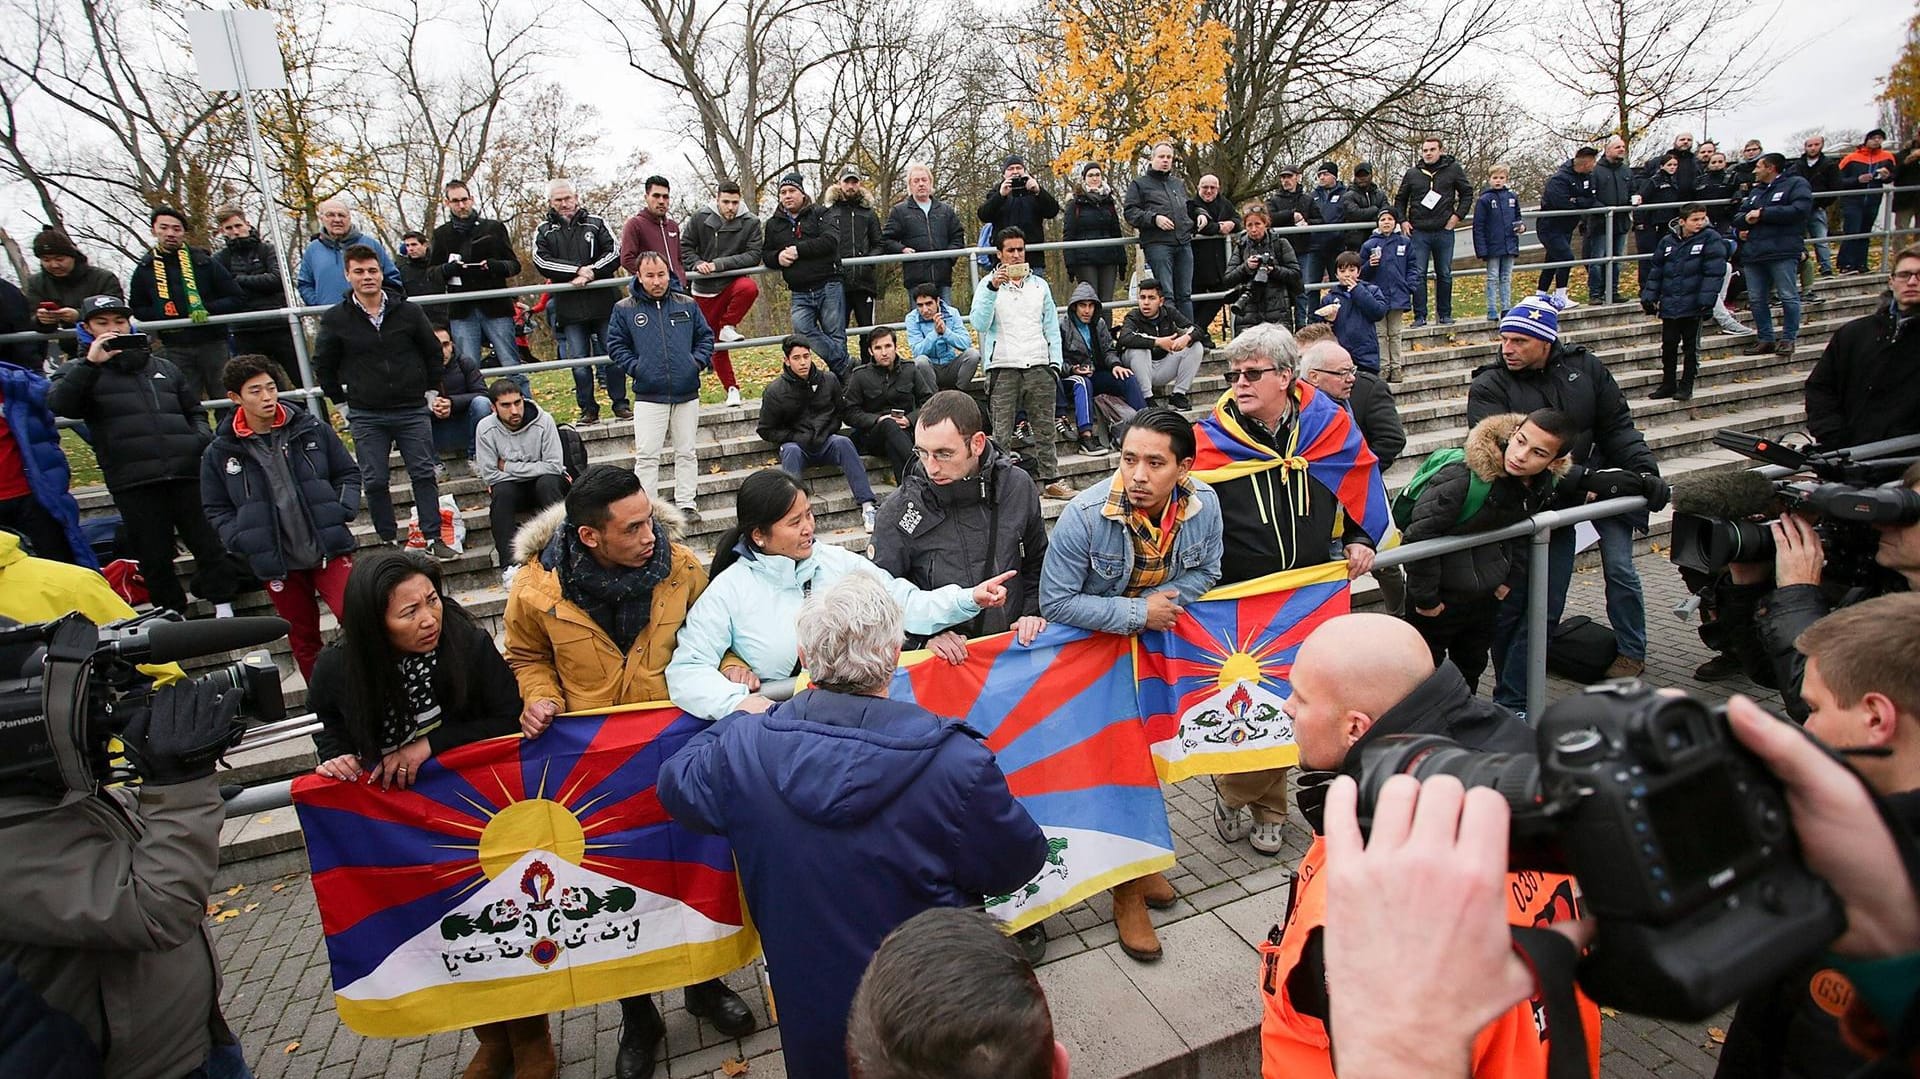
{"left": 841, "top": 357, "right": 933, "bottom": 435}
{"left": 1804, "top": 296, "right": 1920, "bottom": 448}
{"left": 1402, "top": 413, "right": 1568, "bottom": 610}
{"left": 762, "top": 199, "right": 842, "bottom": 291}
{"left": 873, "top": 439, "right": 1047, "bottom": 642}
{"left": 200, "top": 402, "right": 361, "bottom": 581}
{"left": 756, "top": 362, "right": 845, "bottom": 453}
{"left": 1466, "top": 341, "right": 1658, "bottom": 484}
{"left": 1058, "top": 281, "right": 1122, "bottom": 370}
{"left": 1223, "top": 229, "right": 1302, "bottom": 327}
{"left": 46, "top": 348, "right": 210, "bottom": 492}
{"left": 880, "top": 199, "right": 965, "bottom": 287}
{"left": 213, "top": 233, "right": 288, "bottom": 314}
{"left": 1338, "top": 179, "right": 1390, "bottom": 251}
{"left": 1393, "top": 154, "right": 1474, "bottom": 232}
{"left": 311, "top": 288, "right": 444, "bottom": 410}
{"left": 1635, "top": 171, "right": 1686, "bottom": 235}
{"left": 396, "top": 254, "right": 449, "bottom": 328}
{"left": 822, "top": 187, "right": 884, "bottom": 296}
{"left": 1063, "top": 187, "right": 1127, "bottom": 269}
{"left": 1265, "top": 186, "right": 1322, "bottom": 231}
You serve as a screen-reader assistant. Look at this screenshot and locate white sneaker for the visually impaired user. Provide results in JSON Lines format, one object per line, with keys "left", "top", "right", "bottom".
{"left": 725, "top": 386, "right": 742, "bottom": 407}
{"left": 1719, "top": 318, "right": 1756, "bottom": 336}
{"left": 1213, "top": 794, "right": 1253, "bottom": 843}
{"left": 1249, "top": 819, "right": 1287, "bottom": 855}
{"left": 862, "top": 502, "right": 877, "bottom": 534}
{"left": 717, "top": 325, "right": 745, "bottom": 343}
{"left": 501, "top": 564, "right": 519, "bottom": 589}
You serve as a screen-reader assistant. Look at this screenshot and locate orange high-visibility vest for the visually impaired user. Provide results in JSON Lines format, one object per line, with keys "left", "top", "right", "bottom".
{"left": 1258, "top": 835, "right": 1603, "bottom": 1079}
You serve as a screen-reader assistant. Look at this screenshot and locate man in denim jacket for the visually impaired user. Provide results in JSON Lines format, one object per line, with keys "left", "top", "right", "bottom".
{"left": 1038, "top": 404, "right": 1221, "bottom": 965}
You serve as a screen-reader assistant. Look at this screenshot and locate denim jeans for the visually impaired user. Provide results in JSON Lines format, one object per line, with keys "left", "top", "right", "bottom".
{"left": 1490, "top": 516, "right": 1647, "bottom": 710}
{"left": 1142, "top": 243, "right": 1195, "bottom": 319}
{"left": 450, "top": 311, "right": 527, "bottom": 392}
{"left": 1295, "top": 251, "right": 1320, "bottom": 328}
{"left": 349, "top": 405, "right": 440, "bottom": 541}
{"left": 1807, "top": 205, "right": 1833, "bottom": 273}
{"left": 182, "top": 1042, "right": 255, "bottom": 1079}
{"left": 557, "top": 321, "right": 628, "bottom": 411}
{"left": 1482, "top": 255, "right": 1515, "bottom": 317}
{"left": 1744, "top": 258, "right": 1801, "bottom": 343}
{"left": 1582, "top": 220, "right": 1629, "bottom": 302}
{"left": 1593, "top": 513, "right": 1648, "bottom": 661}
{"left": 431, "top": 395, "right": 493, "bottom": 458}
{"left": 778, "top": 434, "right": 874, "bottom": 504}
{"left": 1839, "top": 192, "right": 1881, "bottom": 271}
{"left": 790, "top": 280, "right": 850, "bottom": 376}
{"left": 1406, "top": 227, "right": 1455, "bottom": 321}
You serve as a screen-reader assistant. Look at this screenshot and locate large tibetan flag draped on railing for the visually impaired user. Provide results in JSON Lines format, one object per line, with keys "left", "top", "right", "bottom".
{"left": 1136, "top": 562, "right": 1352, "bottom": 781}
{"left": 888, "top": 626, "right": 1175, "bottom": 933}
{"left": 291, "top": 707, "right": 760, "bottom": 1038}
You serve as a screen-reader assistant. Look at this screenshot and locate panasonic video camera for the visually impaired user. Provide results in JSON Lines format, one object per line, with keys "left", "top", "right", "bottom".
{"left": 1669, "top": 430, "right": 1920, "bottom": 590}
{"left": 1352, "top": 681, "right": 1843, "bottom": 1020}
{"left": 0, "top": 610, "right": 288, "bottom": 796}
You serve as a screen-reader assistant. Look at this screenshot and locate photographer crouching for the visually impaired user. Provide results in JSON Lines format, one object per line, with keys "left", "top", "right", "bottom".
{"left": 1710, "top": 458, "right": 1920, "bottom": 718}
{"left": 0, "top": 601, "right": 284, "bottom": 1076}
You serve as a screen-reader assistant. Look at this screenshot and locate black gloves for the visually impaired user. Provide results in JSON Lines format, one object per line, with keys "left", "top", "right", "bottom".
{"left": 1579, "top": 468, "right": 1670, "bottom": 511}
{"left": 120, "top": 678, "right": 244, "bottom": 785}
{"left": 1641, "top": 301, "right": 1658, "bottom": 316}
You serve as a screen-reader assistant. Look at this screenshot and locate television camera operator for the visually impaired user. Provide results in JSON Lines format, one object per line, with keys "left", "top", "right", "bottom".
{"left": 1711, "top": 458, "right": 1920, "bottom": 718}
{"left": 0, "top": 580, "right": 283, "bottom": 1076}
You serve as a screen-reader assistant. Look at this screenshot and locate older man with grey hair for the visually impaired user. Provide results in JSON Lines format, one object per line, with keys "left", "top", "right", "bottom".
{"left": 659, "top": 572, "right": 1047, "bottom": 1079}
{"left": 296, "top": 198, "right": 398, "bottom": 306}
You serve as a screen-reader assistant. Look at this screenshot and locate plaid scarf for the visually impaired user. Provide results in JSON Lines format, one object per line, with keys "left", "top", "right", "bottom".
{"left": 552, "top": 518, "right": 674, "bottom": 652}
{"left": 151, "top": 246, "right": 207, "bottom": 321}
{"left": 1102, "top": 469, "right": 1198, "bottom": 597}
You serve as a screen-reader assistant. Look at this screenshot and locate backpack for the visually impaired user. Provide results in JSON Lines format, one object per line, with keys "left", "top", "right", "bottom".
{"left": 1390, "top": 448, "right": 1490, "bottom": 531}
{"left": 557, "top": 423, "right": 589, "bottom": 487}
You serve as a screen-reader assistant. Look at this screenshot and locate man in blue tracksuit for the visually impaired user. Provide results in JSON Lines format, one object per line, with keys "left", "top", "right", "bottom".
{"left": 607, "top": 251, "right": 713, "bottom": 520}
{"left": 1735, "top": 153, "right": 1813, "bottom": 359}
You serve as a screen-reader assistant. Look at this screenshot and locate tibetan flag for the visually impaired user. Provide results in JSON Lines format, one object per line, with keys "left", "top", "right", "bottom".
{"left": 292, "top": 707, "right": 761, "bottom": 1038}
{"left": 888, "top": 625, "right": 1175, "bottom": 932}
{"left": 1191, "top": 381, "right": 1393, "bottom": 546}
{"left": 1136, "top": 562, "right": 1352, "bottom": 781}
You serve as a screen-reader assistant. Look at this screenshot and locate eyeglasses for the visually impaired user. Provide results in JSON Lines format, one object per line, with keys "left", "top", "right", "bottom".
{"left": 1313, "top": 366, "right": 1359, "bottom": 380}
{"left": 1225, "top": 367, "right": 1280, "bottom": 384}
{"left": 448, "top": 196, "right": 473, "bottom": 204}
{"left": 1893, "top": 270, "right": 1920, "bottom": 282}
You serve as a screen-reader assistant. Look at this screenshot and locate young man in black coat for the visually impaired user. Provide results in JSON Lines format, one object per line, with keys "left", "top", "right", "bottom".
{"left": 1400, "top": 410, "right": 1571, "bottom": 693}
{"left": 311, "top": 246, "right": 452, "bottom": 558}
{"left": 126, "top": 206, "right": 246, "bottom": 403}
{"left": 758, "top": 336, "right": 878, "bottom": 531}
{"left": 764, "top": 174, "right": 851, "bottom": 377}
{"left": 47, "top": 296, "right": 239, "bottom": 615}
{"left": 212, "top": 206, "right": 302, "bottom": 384}
{"left": 1392, "top": 137, "right": 1474, "bottom": 326}
{"left": 428, "top": 179, "right": 524, "bottom": 384}
{"left": 1466, "top": 300, "right": 1670, "bottom": 711}
{"left": 979, "top": 156, "right": 1062, "bottom": 273}
{"left": 201, "top": 354, "right": 360, "bottom": 679}
{"left": 842, "top": 326, "right": 934, "bottom": 485}
{"left": 824, "top": 170, "right": 886, "bottom": 327}
{"left": 1804, "top": 246, "right": 1920, "bottom": 449}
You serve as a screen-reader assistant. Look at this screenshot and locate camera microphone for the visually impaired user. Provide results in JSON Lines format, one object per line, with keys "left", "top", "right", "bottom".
{"left": 1671, "top": 469, "right": 1776, "bottom": 520}
{"left": 112, "top": 617, "right": 290, "bottom": 664}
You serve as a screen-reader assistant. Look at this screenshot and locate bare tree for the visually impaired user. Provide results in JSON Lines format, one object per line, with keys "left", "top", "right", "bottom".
{"left": 1537, "top": 0, "right": 1785, "bottom": 151}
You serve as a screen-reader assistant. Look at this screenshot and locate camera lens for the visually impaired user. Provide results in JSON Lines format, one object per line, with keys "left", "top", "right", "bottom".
{"left": 1353, "top": 734, "right": 1542, "bottom": 820}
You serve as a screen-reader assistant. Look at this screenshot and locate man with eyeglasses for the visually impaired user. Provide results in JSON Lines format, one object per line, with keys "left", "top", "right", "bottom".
{"left": 1804, "top": 244, "right": 1920, "bottom": 448}
{"left": 1189, "top": 323, "right": 1390, "bottom": 855}
{"left": 427, "top": 179, "right": 524, "bottom": 387}
{"left": 1300, "top": 339, "right": 1406, "bottom": 610}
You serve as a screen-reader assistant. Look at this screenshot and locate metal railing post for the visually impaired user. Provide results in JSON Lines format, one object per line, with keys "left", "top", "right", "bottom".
{"left": 1526, "top": 527, "right": 1553, "bottom": 720}
{"left": 1604, "top": 211, "right": 1616, "bottom": 304}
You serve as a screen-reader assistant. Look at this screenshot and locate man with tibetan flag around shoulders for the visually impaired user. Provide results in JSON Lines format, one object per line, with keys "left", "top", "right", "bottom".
{"left": 1188, "top": 322, "right": 1390, "bottom": 856}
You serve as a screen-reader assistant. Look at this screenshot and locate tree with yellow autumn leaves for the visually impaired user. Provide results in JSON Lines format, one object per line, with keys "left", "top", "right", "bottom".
{"left": 1013, "top": 0, "right": 1233, "bottom": 179}
{"left": 1883, "top": 7, "right": 1920, "bottom": 139}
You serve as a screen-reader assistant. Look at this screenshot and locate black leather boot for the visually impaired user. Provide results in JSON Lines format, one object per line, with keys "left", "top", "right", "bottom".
{"left": 684, "top": 977, "right": 758, "bottom": 1038}
{"left": 615, "top": 994, "right": 665, "bottom": 1079}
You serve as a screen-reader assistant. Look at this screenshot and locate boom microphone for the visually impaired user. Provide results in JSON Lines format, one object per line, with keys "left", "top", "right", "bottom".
{"left": 111, "top": 616, "right": 291, "bottom": 664}
{"left": 1671, "top": 470, "right": 1777, "bottom": 520}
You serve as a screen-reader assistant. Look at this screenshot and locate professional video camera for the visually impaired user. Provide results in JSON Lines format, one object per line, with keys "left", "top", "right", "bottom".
{"left": 1352, "top": 681, "right": 1844, "bottom": 1022}
{"left": 0, "top": 610, "right": 289, "bottom": 797}
{"left": 1669, "top": 430, "right": 1920, "bottom": 590}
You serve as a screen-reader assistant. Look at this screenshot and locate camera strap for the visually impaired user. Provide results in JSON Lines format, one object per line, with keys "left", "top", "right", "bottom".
{"left": 1508, "top": 925, "right": 1591, "bottom": 1079}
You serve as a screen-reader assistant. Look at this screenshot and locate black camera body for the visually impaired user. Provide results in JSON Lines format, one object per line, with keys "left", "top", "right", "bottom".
{"left": 0, "top": 611, "right": 285, "bottom": 796}
{"left": 1249, "top": 252, "right": 1275, "bottom": 284}
{"left": 1669, "top": 430, "right": 1919, "bottom": 589}
{"left": 1356, "top": 682, "right": 1843, "bottom": 1020}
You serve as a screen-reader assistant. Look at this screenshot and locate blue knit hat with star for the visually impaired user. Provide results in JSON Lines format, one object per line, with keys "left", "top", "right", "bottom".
{"left": 1500, "top": 298, "right": 1560, "bottom": 344}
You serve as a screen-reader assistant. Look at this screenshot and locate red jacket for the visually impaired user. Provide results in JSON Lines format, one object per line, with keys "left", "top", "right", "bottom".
{"left": 619, "top": 211, "right": 685, "bottom": 278}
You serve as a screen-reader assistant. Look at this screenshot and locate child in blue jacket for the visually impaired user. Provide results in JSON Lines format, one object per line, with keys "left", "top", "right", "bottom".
{"left": 1360, "top": 208, "right": 1416, "bottom": 380}
{"left": 1472, "top": 165, "right": 1525, "bottom": 322}
{"left": 1640, "top": 203, "right": 1728, "bottom": 402}
{"left": 1314, "top": 251, "right": 1389, "bottom": 373}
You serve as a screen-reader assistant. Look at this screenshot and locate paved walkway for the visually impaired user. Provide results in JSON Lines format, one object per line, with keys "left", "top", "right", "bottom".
{"left": 212, "top": 547, "right": 1750, "bottom": 1078}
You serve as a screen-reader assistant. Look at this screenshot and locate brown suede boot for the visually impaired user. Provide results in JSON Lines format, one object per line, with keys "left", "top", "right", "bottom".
{"left": 460, "top": 1022, "right": 513, "bottom": 1079}
{"left": 505, "top": 1015, "right": 557, "bottom": 1079}
{"left": 1138, "top": 870, "right": 1177, "bottom": 910}
{"left": 1111, "top": 879, "right": 1162, "bottom": 963}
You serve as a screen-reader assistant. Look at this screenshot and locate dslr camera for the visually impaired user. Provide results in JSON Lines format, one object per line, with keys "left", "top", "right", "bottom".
{"left": 1353, "top": 681, "right": 1843, "bottom": 1020}
{"left": 1249, "top": 252, "right": 1275, "bottom": 284}
{"left": 0, "top": 610, "right": 287, "bottom": 797}
{"left": 1670, "top": 430, "right": 1920, "bottom": 591}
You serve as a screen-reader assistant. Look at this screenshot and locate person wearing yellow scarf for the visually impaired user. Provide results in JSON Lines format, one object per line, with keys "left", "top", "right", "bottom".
{"left": 127, "top": 206, "right": 245, "bottom": 401}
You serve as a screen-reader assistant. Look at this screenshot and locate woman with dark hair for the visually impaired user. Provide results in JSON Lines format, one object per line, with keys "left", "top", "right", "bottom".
{"left": 1063, "top": 163, "right": 1127, "bottom": 303}
{"left": 665, "top": 469, "right": 1016, "bottom": 720}
{"left": 307, "top": 550, "right": 541, "bottom": 1078}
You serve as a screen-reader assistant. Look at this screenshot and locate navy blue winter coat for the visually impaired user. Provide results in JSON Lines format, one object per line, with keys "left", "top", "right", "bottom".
{"left": 605, "top": 279, "right": 714, "bottom": 405}
{"left": 1643, "top": 226, "right": 1730, "bottom": 319}
{"left": 658, "top": 688, "right": 1047, "bottom": 1079}
{"left": 1539, "top": 161, "right": 1598, "bottom": 240}
{"left": 1320, "top": 281, "right": 1389, "bottom": 371}
{"left": 1309, "top": 182, "right": 1349, "bottom": 257}
{"left": 0, "top": 361, "right": 95, "bottom": 568}
{"left": 1737, "top": 174, "right": 1814, "bottom": 264}
{"left": 1359, "top": 232, "right": 1417, "bottom": 310}
{"left": 1471, "top": 188, "right": 1523, "bottom": 258}
{"left": 200, "top": 402, "right": 361, "bottom": 581}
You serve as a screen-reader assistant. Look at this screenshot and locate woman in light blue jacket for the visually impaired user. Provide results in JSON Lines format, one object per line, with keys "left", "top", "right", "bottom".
{"left": 666, "top": 469, "right": 1015, "bottom": 718}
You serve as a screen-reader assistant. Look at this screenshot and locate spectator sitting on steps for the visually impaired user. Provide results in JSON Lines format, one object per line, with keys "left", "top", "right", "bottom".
{"left": 757, "top": 336, "right": 878, "bottom": 533}
{"left": 474, "top": 378, "right": 566, "bottom": 580}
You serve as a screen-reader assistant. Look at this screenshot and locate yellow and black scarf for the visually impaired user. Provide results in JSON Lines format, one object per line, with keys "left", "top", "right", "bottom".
{"left": 151, "top": 246, "right": 206, "bottom": 320}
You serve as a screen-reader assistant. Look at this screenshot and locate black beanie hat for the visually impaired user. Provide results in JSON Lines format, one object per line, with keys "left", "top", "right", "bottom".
{"left": 31, "top": 227, "right": 81, "bottom": 260}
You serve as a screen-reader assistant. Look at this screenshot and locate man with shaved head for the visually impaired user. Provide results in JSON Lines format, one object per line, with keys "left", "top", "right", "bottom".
{"left": 1258, "top": 613, "right": 1600, "bottom": 1078}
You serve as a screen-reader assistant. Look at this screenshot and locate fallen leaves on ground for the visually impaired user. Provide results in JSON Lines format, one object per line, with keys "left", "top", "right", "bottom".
{"left": 720, "top": 1058, "right": 750, "bottom": 1076}
{"left": 1708, "top": 1027, "right": 1727, "bottom": 1046}
{"left": 284, "top": 1042, "right": 300, "bottom": 1054}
